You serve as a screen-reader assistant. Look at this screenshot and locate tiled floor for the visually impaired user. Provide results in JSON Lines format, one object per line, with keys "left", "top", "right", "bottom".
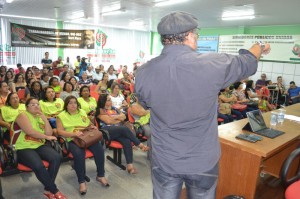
{"left": 1, "top": 149, "right": 152, "bottom": 199}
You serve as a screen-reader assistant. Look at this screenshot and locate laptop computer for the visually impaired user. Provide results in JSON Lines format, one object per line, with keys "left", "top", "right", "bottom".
{"left": 245, "top": 110, "right": 284, "bottom": 139}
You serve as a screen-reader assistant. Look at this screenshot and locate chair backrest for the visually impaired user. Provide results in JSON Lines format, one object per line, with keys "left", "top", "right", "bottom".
{"left": 17, "top": 89, "right": 26, "bottom": 101}
{"left": 90, "top": 84, "right": 97, "bottom": 92}
{"left": 10, "top": 122, "right": 22, "bottom": 145}
{"left": 130, "top": 83, "right": 134, "bottom": 93}
{"left": 280, "top": 147, "right": 300, "bottom": 188}
{"left": 90, "top": 91, "right": 99, "bottom": 102}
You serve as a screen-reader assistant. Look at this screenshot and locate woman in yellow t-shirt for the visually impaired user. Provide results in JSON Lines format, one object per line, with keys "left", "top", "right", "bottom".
{"left": 56, "top": 95, "right": 109, "bottom": 195}
{"left": 39, "top": 87, "right": 64, "bottom": 132}
{"left": 49, "top": 77, "right": 61, "bottom": 94}
{"left": 0, "top": 92, "right": 26, "bottom": 143}
{"left": 77, "top": 86, "right": 97, "bottom": 121}
{"left": 15, "top": 97, "right": 66, "bottom": 199}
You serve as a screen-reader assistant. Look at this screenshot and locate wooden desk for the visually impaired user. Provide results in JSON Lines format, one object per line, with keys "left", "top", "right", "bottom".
{"left": 216, "top": 104, "right": 300, "bottom": 199}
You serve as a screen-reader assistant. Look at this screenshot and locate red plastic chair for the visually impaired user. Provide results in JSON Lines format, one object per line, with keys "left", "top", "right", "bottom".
{"left": 129, "top": 83, "right": 134, "bottom": 93}
{"left": 17, "top": 89, "right": 26, "bottom": 103}
{"left": 90, "top": 84, "right": 97, "bottom": 92}
{"left": 280, "top": 147, "right": 300, "bottom": 199}
{"left": 90, "top": 91, "right": 99, "bottom": 102}
{"left": 94, "top": 118, "right": 126, "bottom": 170}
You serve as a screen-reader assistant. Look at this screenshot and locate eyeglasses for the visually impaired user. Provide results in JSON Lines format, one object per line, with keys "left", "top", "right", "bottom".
{"left": 28, "top": 103, "right": 40, "bottom": 107}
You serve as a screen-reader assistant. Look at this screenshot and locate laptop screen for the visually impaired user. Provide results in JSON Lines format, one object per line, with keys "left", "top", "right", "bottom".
{"left": 246, "top": 110, "right": 267, "bottom": 132}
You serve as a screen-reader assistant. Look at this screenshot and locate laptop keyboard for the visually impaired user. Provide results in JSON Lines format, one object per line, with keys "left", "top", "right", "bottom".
{"left": 254, "top": 128, "right": 284, "bottom": 139}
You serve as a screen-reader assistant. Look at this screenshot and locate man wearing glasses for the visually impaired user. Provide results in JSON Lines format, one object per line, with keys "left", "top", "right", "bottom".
{"left": 135, "top": 11, "right": 271, "bottom": 199}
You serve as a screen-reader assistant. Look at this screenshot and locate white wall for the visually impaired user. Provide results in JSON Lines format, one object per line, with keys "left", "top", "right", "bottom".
{"left": 250, "top": 62, "right": 300, "bottom": 88}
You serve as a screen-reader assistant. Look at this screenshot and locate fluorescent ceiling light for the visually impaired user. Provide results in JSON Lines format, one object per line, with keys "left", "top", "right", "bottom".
{"left": 102, "top": 2, "right": 121, "bottom": 13}
{"left": 0, "top": 14, "right": 57, "bottom": 21}
{"left": 129, "top": 20, "right": 144, "bottom": 27}
{"left": 222, "top": 9, "right": 255, "bottom": 21}
{"left": 222, "top": 15, "right": 255, "bottom": 20}
{"left": 6, "top": 0, "right": 14, "bottom": 3}
{"left": 101, "top": 9, "right": 126, "bottom": 16}
{"left": 154, "top": 0, "right": 189, "bottom": 7}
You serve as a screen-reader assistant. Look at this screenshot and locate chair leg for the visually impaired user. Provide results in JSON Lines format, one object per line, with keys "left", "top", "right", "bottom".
{"left": 106, "top": 148, "right": 126, "bottom": 170}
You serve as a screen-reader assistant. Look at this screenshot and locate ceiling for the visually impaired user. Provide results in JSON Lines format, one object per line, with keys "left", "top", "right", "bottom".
{"left": 0, "top": 0, "right": 299, "bottom": 32}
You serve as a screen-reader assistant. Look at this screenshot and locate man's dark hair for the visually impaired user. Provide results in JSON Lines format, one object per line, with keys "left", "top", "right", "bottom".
{"left": 17, "top": 63, "right": 22, "bottom": 68}
{"left": 290, "top": 81, "right": 295, "bottom": 85}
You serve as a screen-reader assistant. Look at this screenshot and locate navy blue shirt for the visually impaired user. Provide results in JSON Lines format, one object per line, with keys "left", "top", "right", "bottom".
{"left": 135, "top": 44, "right": 258, "bottom": 174}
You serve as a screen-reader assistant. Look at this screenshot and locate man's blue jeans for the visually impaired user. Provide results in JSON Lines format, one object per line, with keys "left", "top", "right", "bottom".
{"left": 152, "top": 162, "right": 218, "bottom": 199}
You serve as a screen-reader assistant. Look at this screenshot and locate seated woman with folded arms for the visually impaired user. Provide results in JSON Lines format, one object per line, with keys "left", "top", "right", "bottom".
{"left": 56, "top": 95, "right": 109, "bottom": 195}
{"left": 0, "top": 92, "right": 26, "bottom": 143}
{"left": 95, "top": 72, "right": 109, "bottom": 94}
{"left": 96, "top": 94, "right": 149, "bottom": 174}
{"left": 15, "top": 97, "right": 66, "bottom": 199}
{"left": 232, "top": 81, "right": 257, "bottom": 112}
{"left": 39, "top": 87, "right": 64, "bottom": 133}
{"left": 77, "top": 86, "right": 97, "bottom": 122}
{"left": 219, "top": 87, "right": 245, "bottom": 119}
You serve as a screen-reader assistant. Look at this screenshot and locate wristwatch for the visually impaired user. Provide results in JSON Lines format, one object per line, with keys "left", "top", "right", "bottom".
{"left": 257, "top": 41, "right": 265, "bottom": 50}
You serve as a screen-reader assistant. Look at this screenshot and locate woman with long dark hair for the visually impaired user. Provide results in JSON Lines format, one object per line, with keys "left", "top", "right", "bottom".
{"left": 96, "top": 94, "right": 149, "bottom": 174}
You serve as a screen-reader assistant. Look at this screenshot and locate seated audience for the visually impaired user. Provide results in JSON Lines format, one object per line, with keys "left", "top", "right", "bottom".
{"left": 255, "top": 73, "right": 268, "bottom": 90}
{"left": 79, "top": 72, "right": 92, "bottom": 87}
{"left": 69, "top": 77, "right": 80, "bottom": 92}
{"left": 107, "top": 67, "right": 117, "bottom": 81}
{"left": 39, "top": 87, "right": 64, "bottom": 131}
{"left": 120, "top": 72, "right": 133, "bottom": 97}
{"left": 25, "top": 69, "right": 35, "bottom": 83}
{"left": 14, "top": 73, "right": 26, "bottom": 92}
{"left": 59, "top": 82, "right": 79, "bottom": 101}
{"left": 0, "top": 81, "right": 10, "bottom": 108}
{"left": 77, "top": 86, "right": 97, "bottom": 121}
{"left": 5, "top": 70, "right": 15, "bottom": 92}
{"left": 15, "top": 97, "right": 66, "bottom": 199}
{"left": 60, "top": 72, "right": 71, "bottom": 91}
{"left": 287, "top": 81, "right": 300, "bottom": 104}
{"left": 0, "top": 92, "right": 26, "bottom": 143}
{"left": 96, "top": 94, "right": 149, "bottom": 174}
{"left": 92, "top": 65, "right": 103, "bottom": 84}
{"left": 49, "top": 77, "right": 61, "bottom": 94}
{"left": 109, "top": 83, "right": 128, "bottom": 113}
{"left": 219, "top": 87, "right": 244, "bottom": 119}
{"left": 275, "top": 76, "right": 288, "bottom": 106}
{"left": 40, "top": 74, "right": 50, "bottom": 89}
{"left": 27, "top": 81, "right": 43, "bottom": 100}
{"left": 56, "top": 96, "right": 109, "bottom": 195}
{"left": 232, "top": 82, "right": 257, "bottom": 111}
{"left": 95, "top": 72, "right": 108, "bottom": 94}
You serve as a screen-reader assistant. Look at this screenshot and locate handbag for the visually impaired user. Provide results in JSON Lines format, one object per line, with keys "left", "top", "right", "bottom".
{"left": 122, "top": 121, "right": 136, "bottom": 136}
{"left": 231, "top": 103, "right": 247, "bottom": 110}
{"left": 72, "top": 126, "right": 102, "bottom": 148}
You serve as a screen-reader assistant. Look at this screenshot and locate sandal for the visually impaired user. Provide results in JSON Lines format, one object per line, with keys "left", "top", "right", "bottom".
{"left": 79, "top": 183, "right": 87, "bottom": 195}
{"left": 96, "top": 177, "right": 110, "bottom": 187}
{"left": 138, "top": 144, "right": 149, "bottom": 152}
{"left": 54, "top": 192, "right": 67, "bottom": 199}
{"left": 127, "top": 167, "right": 138, "bottom": 174}
{"left": 44, "top": 192, "right": 56, "bottom": 199}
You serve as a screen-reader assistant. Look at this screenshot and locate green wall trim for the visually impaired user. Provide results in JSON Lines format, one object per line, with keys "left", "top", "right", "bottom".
{"left": 56, "top": 21, "right": 64, "bottom": 59}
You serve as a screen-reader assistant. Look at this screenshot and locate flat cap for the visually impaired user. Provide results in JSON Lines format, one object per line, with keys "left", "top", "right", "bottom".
{"left": 157, "top": 11, "right": 198, "bottom": 35}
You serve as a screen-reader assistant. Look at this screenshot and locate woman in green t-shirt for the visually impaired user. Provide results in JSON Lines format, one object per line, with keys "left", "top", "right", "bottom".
{"left": 15, "top": 97, "right": 66, "bottom": 199}
{"left": 0, "top": 92, "right": 26, "bottom": 143}
{"left": 56, "top": 95, "right": 109, "bottom": 195}
{"left": 77, "top": 86, "right": 97, "bottom": 122}
{"left": 39, "top": 87, "right": 64, "bottom": 132}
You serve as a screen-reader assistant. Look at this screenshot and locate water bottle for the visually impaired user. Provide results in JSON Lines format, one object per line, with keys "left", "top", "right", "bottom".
{"left": 277, "top": 109, "right": 286, "bottom": 124}
{"left": 270, "top": 112, "right": 277, "bottom": 126}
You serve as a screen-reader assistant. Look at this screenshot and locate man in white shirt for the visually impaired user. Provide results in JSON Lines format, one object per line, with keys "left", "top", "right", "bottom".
{"left": 108, "top": 67, "right": 117, "bottom": 81}
{"left": 93, "top": 65, "right": 103, "bottom": 84}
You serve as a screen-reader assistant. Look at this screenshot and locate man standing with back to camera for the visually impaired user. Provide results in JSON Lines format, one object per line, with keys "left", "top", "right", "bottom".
{"left": 135, "top": 11, "right": 271, "bottom": 199}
